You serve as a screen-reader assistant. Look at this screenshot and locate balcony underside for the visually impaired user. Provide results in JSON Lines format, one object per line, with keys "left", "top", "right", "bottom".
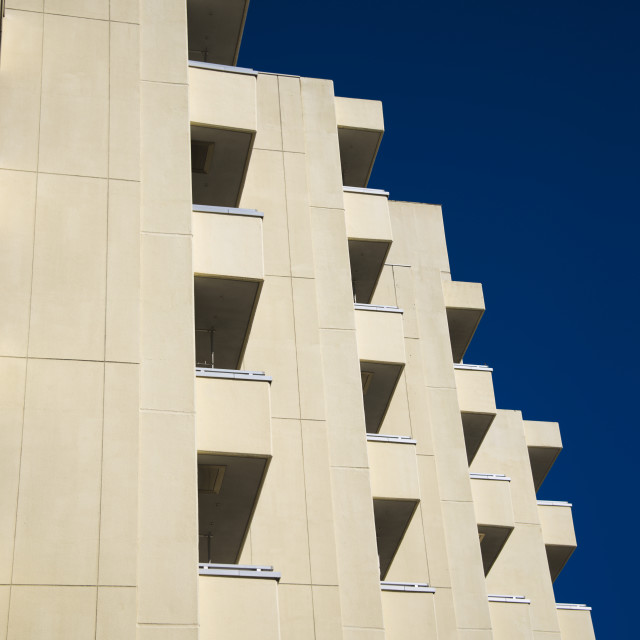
{"left": 191, "top": 125, "right": 253, "bottom": 208}
{"left": 478, "top": 524, "right": 513, "bottom": 575}
{"left": 528, "top": 446, "right": 562, "bottom": 491}
{"left": 338, "top": 127, "right": 383, "bottom": 188}
{"left": 546, "top": 544, "right": 575, "bottom": 583}
{"left": 194, "top": 276, "right": 261, "bottom": 369}
{"left": 447, "top": 306, "right": 484, "bottom": 363}
{"left": 373, "top": 498, "right": 419, "bottom": 579}
{"left": 361, "top": 361, "right": 404, "bottom": 433}
{"left": 349, "top": 239, "right": 391, "bottom": 304}
{"left": 461, "top": 411, "right": 495, "bottom": 464}
{"left": 187, "top": 0, "right": 250, "bottom": 66}
{"left": 198, "top": 452, "right": 269, "bottom": 564}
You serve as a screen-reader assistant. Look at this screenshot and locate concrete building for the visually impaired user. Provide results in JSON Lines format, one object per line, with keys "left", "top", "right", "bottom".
{"left": 0, "top": 1, "right": 596, "bottom": 638}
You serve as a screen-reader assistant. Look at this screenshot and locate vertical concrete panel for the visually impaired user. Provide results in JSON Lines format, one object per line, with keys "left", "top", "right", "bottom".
{"left": 404, "top": 338, "right": 434, "bottom": 454}
{"left": 433, "top": 587, "right": 459, "bottom": 639}
{"left": 138, "top": 411, "right": 197, "bottom": 624}
{"left": 13, "top": 359, "right": 103, "bottom": 585}
{"left": 283, "top": 152, "right": 315, "bottom": 279}
{"left": 7, "top": 586, "right": 97, "bottom": 640}
{"left": 251, "top": 419, "right": 311, "bottom": 583}
{"left": 0, "top": 9, "right": 43, "bottom": 172}
{"left": 99, "top": 363, "right": 138, "bottom": 586}
{"left": 310, "top": 208, "right": 355, "bottom": 330}
{"left": 300, "top": 78, "right": 344, "bottom": 210}
{"left": 319, "top": 329, "right": 368, "bottom": 469}
{"left": 111, "top": 0, "right": 139, "bottom": 23}
{"left": 381, "top": 591, "right": 438, "bottom": 640}
{"left": 278, "top": 584, "right": 315, "bottom": 640}
{"left": 292, "top": 277, "right": 326, "bottom": 420}
{"left": 0, "top": 586, "right": 8, "bottom": 640}
{"left": 301, "top": 420, "right": 340, "bottom": 585}
{"left": 391, "top": 266, "right": 419, "bottom": 339}
{"left": 140, "top": 0, "right": 187, "bottom": 84}
{"left": 140, "top": 233, "right": 194, "bottom": 413}
{"left": 242, "top": 275, "right": 299, "bottom": 419}
{"left": 137, "top": 627, "right": 198, "bottom": 640}
{"left": 44, "top": 0, "right": 109, "bottom": 19}
{"left": 313, "top": 585, "right": 344, "bottom": 640}
{"left": 106, "top": 180, "right": 140, "bottom": 363}
{"left": 0, "top": 358, "right": 26, "bottom": 583}
{"left": 96, "top": 586, "right": 136, "bottom": 640}
{"left": 370, "top": 265, "right": 397, "bottom": 307}
{"left": 0, "top": 170, "right": 36, "bottom": 357}
{"left": 331, "top": 467, "right": 384, "bottom": 631}
{"left": 240, "top": 148, "right": 291, "bottom": 277}
{"left": 279, "top": 76, "right": 305, "bottom": 153}
{"left": 489, "top": 602, "right": 534, "bottom": 640}
{"left": 28, "top": 174, "right": 108, "bottom": 361}
{"left": 140, "top": 82, "right": 191, "bottom": 234}
{"left": 379, "top": 371, "right": 412, "bottom": 437}
{"left": 254, "top": 73, "right": 282, "bottom": 151}
{"left": 383, "top": 505, "right": 430, "bottom": 583}
{"left": 39, "top": 14, "right": 109, "bottom": 177}
{"left": 441, "top": 500, "right": 493, "bottom": 631}
{"left": 110, "top": 21, "right": 141, "bottom": 181}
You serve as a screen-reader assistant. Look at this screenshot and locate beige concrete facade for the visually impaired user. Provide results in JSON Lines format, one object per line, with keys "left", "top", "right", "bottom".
{"left": 0, "top": 1, "right": 595, "bottom": 638}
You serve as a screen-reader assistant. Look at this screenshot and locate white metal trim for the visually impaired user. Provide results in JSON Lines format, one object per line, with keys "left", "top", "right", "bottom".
{"left": 488, "top": 594, "right": 531, "bottom": 604}
{"left": 193, "top": 204, "right": 263, "bottom": 218}
{"left": 381, "top": 581, "right": 435, "bottom": 594}
{"left": 198, "top": 563, "right": 280, "bottom": 580}
{"left": 453, "top": 363, "right": 493, "bottom": 372}
{"left": 537, "top": 500, "right": 573, "bottom": 507}
{"left": 354, "top": 303, "right": 403, "bottom": 314}
{"left": 556, "top": 603, "right": 592, "bottom": 611}
{"left": 196, "top": 368, "right": 272, "bottom": 382}
{"left": 189, "top": 60, "right": 258, "bottom": 76}
{"left": 343, "top": 186, "right": 390, "bottom": 197}
{"left": 367, "top": 434, "right": 417, "bottom": 445}
{"left": 469, "top": 473, "right": 511, "bottom": 482}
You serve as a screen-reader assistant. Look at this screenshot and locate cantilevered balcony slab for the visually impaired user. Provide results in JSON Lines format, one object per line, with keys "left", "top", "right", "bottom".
{"left": 367, "top": 437, "right": 420, "bottom": 579}
{"left": 199, "top": 570, "right": 280, "bottom": 640}
{"left": 187, "top": 0, "right": 250, "bottom": 66}
{"left": 454, "top": 364, "right": 497, "bottom": 464}
{"left": 443, "top": 280, "right": 485, "bottom": 363}
{"left": 537, "top": 501, "right": 577, "bottom": 582}
{"left": 196, "top": 370, "right": 272, "bottom": 565}
{"left": 470, "top": 474, "right": 515, "bottom": 575}
{"left": 189, "top": 63, "right": 257, "bottom": 207}
{"left": 524, "top": 420, "right": 563, "bottom": 492}
{"left": 356, "top": 305, "right": 406, "bottom": 433}
{"left": 556, "top": 604, "right": 596, "bottom": 640}
{"left": 344, "top": 187, "right": 393, "bottom": 303}
{"left": 335, "top": 97, "right": 384, "bottom": 187}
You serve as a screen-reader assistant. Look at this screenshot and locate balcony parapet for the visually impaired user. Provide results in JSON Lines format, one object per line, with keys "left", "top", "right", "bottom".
{"left": 471, "top": 473, "right": 515, "bottom": 575}
{"left": 336, "top": 97, "right": 384, "bottom": 188}
{"left": 355, "top": 303, "right": 403, "bottom": 314}
{"left": 556, "top": 603, "right": 596, "bottom": 640}
{"left": 344, "top": 186, "right": 390, "bottom": 196}
{"left": 524, "top": 420, "right": 563, "bottom": 491}
{"left": 196, "top": 367, "right": 271, "bottom": 382}
{"left": 453, "top": 364, "right": 497, "bottom": 464}
{"left": 199, "top": 563, "right": 281, "bottom": 580}
{"left": 537, "top": 500, "right": 577, "bottom": 582}
{"left": 444, "top": 280, "right": 485, "bottom": 363}
{"left": 367, "top": 434, "right": 416, "bottom": 445}
{"left": 194, "top": 204, "right": 263, "bottom": 218}
{"left": 189, "top": 60, "right": 257, "bottom": 76}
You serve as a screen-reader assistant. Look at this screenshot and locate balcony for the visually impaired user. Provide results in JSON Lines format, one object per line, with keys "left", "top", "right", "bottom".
{"left": 344, "top": 187, "right": 393, "bottom": 304}
{"left": 453, "top": 364, "right": 497, "bottom": 464}
{"left": 367, "top": 435, "right": 420, "bottom": 579}
{"left": 523, "top": 420, "right": 563, "bottom": 491}
{"left": 196, "top": 370, "right": 272, "bottom": 564}
{"left": 194, "top": 206, "right": 264, "bottom": 370}
{"left": 470, "top": 474, "right": 515, "bottom": 575}
{"left": 199, "top": 565, "right": 280, "bottom": 640}
{"left": 537, "top": 500, "right": 577, "bottom": 582}
{"left": 356, "top": 304, "right": 406, "bottom": 433}
{"left": 335, "top": 97, "right": 384, "bottom": 188}
{"left": 443, "top": 280, "right": 485, "bottom": 363}
{"left": 488, "top": 595, "right": 532, "bottom": 639}
{"left": 556, "top": 604, "right": 596, "bottom": 640}
{"left": 381, "top": 582, "right": 437, "bottom": 640}
{"left": 187, "top": 0, "right": 250, "bottom": 66}
{"left": 189, "top": 63, "right": 257, "bottom": 207}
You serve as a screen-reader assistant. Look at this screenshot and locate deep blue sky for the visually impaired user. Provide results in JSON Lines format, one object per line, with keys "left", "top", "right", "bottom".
{"left": 239, "top": 1, "right": 639, "bottom": 636}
